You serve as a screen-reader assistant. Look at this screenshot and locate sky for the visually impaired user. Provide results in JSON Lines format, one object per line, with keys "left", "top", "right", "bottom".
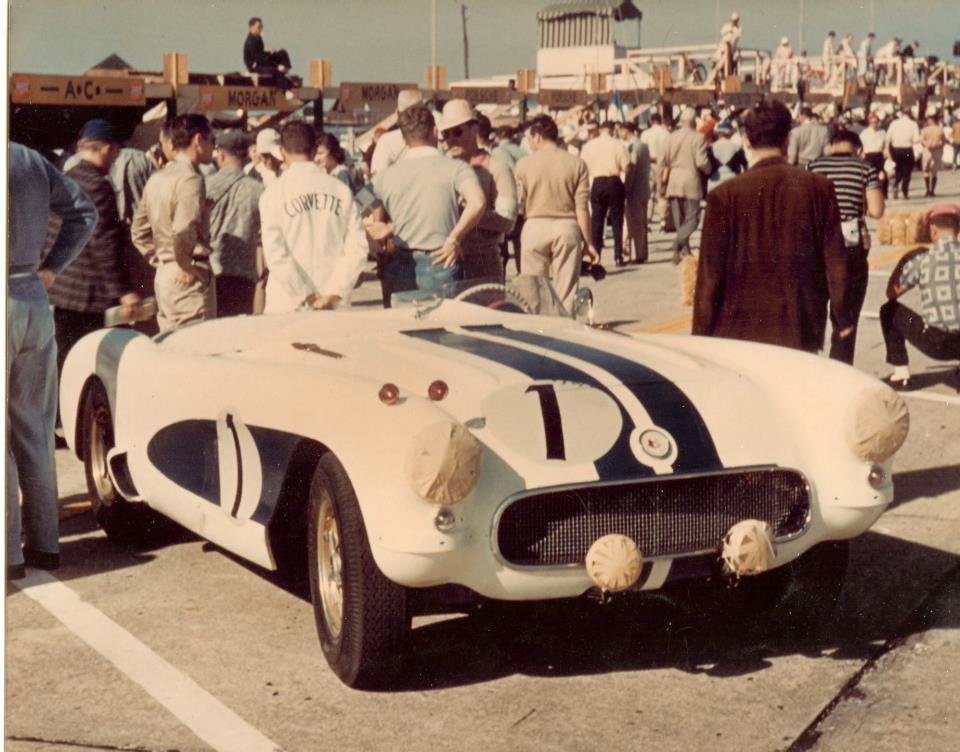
{"left": 7, "top": 0, "right": 959, "bottom": 85}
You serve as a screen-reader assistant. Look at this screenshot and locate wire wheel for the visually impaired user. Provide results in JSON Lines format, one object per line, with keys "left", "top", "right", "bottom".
{"left": 316, "top": 494, "right": 344, "bottom": 641}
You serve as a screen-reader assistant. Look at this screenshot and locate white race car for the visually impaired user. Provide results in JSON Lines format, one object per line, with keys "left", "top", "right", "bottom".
{"left": 60, "top": 278, "right": 909, "bottom": 688}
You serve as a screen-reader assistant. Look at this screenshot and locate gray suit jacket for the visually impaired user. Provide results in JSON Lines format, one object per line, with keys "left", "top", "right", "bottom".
{"left": 624, "top": 139, "right": 651, "bottom": 203}
{"left": 788, "top": 121, "right": 829, "bottom": 165}
{"left": 663, "top": 127, "right": 710, "bottom": 199}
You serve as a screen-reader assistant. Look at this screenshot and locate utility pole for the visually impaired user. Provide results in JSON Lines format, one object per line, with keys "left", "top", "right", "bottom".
{"left": 798, "top": 0, "right": 805, "bottom": 54}
{"left": 431, "top": 0, "right": 437, "bottom": 76}
{"left": 461, "top": 4, "right": 470, "bottom": 79}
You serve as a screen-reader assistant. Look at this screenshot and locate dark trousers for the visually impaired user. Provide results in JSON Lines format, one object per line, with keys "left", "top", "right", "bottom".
{"left": 254, "top": 49, "right": 292, "bottom": 72}
{"left": 828, "top": 247, "right": 869, "bottom": 365}
{"left": 53, "top": 308, "right": 103, "bottom": 379}
{"left": 864, "top": 152, "right": 888, "bottom": 198}
{"left": 669, "top": 197, "right": 701, "bottom": 254}
{"left": 216, "top": 275, "right": 256, "bottom": 317}
{"left": 890, "top": 147, "right": 915, "bottom": 197}
{"left": 590, "top": 176, "right": 625, "bottom": 261}
{"left": 880, "top": 300, "right": 960, "bottom": 365}
{"left": 500, "top": 215, "right": 524, "bottom": 274}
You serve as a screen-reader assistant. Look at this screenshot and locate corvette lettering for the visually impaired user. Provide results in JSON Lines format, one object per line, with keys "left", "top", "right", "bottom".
{"left": 283, "top": 192, "right": 343, "bottom": 217}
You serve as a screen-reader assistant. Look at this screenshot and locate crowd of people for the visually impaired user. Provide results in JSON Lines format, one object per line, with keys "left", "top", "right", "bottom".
{"left": 7, "top": 28, "right": 960, "bottom": 580}
{"left": 709, "top": 11, "right": 947, "bottom": 92}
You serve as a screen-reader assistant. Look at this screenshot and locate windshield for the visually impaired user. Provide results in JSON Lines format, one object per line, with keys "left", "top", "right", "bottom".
{"left": 389, "top": 275, "right": 570, "bottom": 318}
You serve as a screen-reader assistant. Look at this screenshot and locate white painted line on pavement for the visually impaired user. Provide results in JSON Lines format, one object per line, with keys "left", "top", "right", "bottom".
{"left": 861, "top": 311, "right": 880, "bottom": 319}
{"left": 13, "top": 570, "right": 282, "bottom": 752}
{"left": 900, "top": 391, "right": 960, "bottom": 406}
{"left": 869, "top": 270, "right": 892, "bottom": 277}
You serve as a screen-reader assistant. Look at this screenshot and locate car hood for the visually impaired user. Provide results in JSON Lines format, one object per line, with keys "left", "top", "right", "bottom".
{"left": 158, "top": 304, "right": 788, "bottom": 473}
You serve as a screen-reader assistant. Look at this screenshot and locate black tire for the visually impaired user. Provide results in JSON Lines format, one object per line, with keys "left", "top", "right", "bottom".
{"left": 307, "top": 452, "right": 409, "bottom": 688}
{"left": 729, "top": 540, "right": 850, "bottom": 640}
{"left": 81, "top": 380, "right": 157, "bottom": 542}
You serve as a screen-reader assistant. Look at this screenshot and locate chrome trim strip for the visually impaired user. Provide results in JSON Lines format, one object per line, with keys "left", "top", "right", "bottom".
{"left": 490, "top": 465, "right": 813, "bottom": 572}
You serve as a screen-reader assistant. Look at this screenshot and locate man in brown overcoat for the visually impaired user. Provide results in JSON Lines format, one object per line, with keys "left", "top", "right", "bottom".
{"left": 692, "top": 101, "right": 851, "bottom": 354}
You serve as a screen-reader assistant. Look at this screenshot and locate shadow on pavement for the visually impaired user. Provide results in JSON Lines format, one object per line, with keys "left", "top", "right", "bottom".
{"left": 49, "top": 508, "right": 199, "bottom": 584}
{"left": 375, "top": 531, "right": 960, "bottom": 692}
{"left": 889, "top": 464, "right": 960, "bottom": 509}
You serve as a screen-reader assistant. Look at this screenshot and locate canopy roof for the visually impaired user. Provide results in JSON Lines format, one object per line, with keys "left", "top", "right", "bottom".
{"left": 538, "top": 1, "right": 642, "bottom": 22}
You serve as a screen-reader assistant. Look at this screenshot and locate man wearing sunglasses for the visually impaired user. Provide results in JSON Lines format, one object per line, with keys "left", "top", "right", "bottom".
{"left": 365, "top": 103, "right": 486, "bottom": 306}
{"left": 437, "top": 99, "right": 517, "bottom": 282}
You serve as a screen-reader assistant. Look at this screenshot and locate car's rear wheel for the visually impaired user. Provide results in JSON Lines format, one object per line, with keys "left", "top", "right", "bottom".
{"left": 82, "top": 380, "right": 155, "bottom": 542}
{"left": 307, "top": 453, "right": 409, "bottom": 688}
{"left": 729, "top": 540, "right": 850, "bottom": 639}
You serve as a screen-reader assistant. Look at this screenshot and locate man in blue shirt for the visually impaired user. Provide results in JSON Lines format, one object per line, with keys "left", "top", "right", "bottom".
{"left": 7, "top": 142, "right": 97, "bottom": 580}
{"left": 881, "top": 203, "right": 960, "bottom": 390}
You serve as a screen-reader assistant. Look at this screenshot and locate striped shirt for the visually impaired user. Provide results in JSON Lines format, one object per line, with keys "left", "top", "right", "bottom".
{"left": 808, "top": 155, "right": 879, "bottom": 221}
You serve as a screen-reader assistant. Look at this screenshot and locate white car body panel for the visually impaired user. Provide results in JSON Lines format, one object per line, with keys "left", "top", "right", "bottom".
{"left": 60, "top": 302, "right": 898, "bottom": 601}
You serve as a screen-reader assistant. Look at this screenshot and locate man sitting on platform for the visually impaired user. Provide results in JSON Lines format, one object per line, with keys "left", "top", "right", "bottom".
{"left": 243, "top": 17, "right": 292, "bottom": 78}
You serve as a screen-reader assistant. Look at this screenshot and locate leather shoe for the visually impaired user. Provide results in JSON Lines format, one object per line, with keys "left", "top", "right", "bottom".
{"left": 7, "top": 563, "right": 26, "bottom": 581}
{"left": 882, "top": 375, "right": 917, "bottom": 392}
{"left": 23, "top": 549, "right": 59, "bottom": 571}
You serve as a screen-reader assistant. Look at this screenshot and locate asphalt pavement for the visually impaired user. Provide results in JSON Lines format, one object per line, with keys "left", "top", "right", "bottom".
{"left": 5, "top": 167, "right": 960, "bottom": 752}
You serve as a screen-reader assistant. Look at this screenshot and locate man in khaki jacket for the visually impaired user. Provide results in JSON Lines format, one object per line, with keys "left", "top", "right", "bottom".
{"left": 132, "top": 114, "right": 216, "bottom": 332}
{"left": 662, "top": 108, "right": 711, "bottom": 264}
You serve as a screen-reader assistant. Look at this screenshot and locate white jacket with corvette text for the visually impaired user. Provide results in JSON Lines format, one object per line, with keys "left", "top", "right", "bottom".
{"left": 259, "top": 161, "right": 367, "bottom": 313}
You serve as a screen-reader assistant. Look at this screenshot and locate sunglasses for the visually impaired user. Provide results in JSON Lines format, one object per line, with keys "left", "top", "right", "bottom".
{"left": 441, "top": 121, "right": 475, "bottom": 141}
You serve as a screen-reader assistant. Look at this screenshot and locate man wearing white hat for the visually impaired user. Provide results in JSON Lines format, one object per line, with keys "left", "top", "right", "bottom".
{"left": 437, "top": 99, "right": 517, "bottom": 282}
{"left": 370, "top": 88, "right": 424, "bottom": 176}
{"left": 709, "top": 12, "right": 741, "bottom": 82}
{"left": 250, "top": 128, "right": 282, "bottom": 186}
{"left": 821, "top": 31, "right": 837, "bottom": 84}
{"left": 662, "top": 108, "right": 710, "bottom": 264}
{"left": 772, "top": 37, "right": 795, "bottom": 89}
{"left": 857, "top": 32, "right": 875, "bottom": 82}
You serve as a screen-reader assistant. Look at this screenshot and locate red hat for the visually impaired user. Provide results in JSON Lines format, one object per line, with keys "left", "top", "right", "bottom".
{"left": 924, "top": 203, "right": 960, "bottom": 227}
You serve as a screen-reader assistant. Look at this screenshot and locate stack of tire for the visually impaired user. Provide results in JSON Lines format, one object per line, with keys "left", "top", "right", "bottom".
{"left": 876, "top": 210, "right": 932, "bottom": 246}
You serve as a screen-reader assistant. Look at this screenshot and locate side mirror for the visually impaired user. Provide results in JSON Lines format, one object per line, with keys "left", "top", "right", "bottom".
{"left": 571, "top": 288, "right": 595, "bottom": 326}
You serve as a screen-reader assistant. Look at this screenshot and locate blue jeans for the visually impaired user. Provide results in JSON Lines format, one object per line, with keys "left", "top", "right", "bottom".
{"left": 381, "top": 249, "right": 461, "bottom": 308}
{"left": 7, "top": 275, "right": 60, "bottom": 565}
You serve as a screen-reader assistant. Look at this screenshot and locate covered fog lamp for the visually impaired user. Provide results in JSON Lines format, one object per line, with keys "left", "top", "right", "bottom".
{"left": 586, "top": 534, "right": 643, "bottom": 592}
{"left": 846, "top": 387, "right": 909, "bottom": 463}
{"left": 406, "top": 421, "right": 482, "bottom": 505}
{"left": 721, "top": 520, "right": 776, "bottom": 577}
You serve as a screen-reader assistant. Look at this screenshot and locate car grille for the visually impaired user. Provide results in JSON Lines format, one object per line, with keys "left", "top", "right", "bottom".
{"left": 496, "top": 469, "right": 810, "bottom": 567}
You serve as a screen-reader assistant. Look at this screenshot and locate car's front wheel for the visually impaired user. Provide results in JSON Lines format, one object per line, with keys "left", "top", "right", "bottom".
{"left": 82, "top": 381, "right": 129, "bottom": 538}
{"left": 307, "top": 453, "right": 409, "bottom": 688}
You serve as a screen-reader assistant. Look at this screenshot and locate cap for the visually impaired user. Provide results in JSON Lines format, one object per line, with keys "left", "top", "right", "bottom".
{"left": 255, "top": 128, "right": 282, "bottom": 160}
{"left": 78, "top": 118, "right": 119, "bottom": 143}
{"left": 715, "top": 119, "right": 734, "bottom": 136}
{"left": 438, "top": 98, "right": 475, "bottom": 132}
{"left": 397, "top": 88, "right": 423, "bottom": 113}
{"left": 216, "top": 129, "right": 250, "bottom": 156}
{"left": 780, "top": 36, "right": 789, "bottom": 45}
{"left": 730, "top": 12, "right": 740, "bottom": 21}
{"left": 679, "top": 107, "right": 697, "bottom": 123}
{"left": 924, "top": 203, "right": 960, "bottom": 227}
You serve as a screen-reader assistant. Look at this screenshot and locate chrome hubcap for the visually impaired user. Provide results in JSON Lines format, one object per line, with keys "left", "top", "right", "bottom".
{"left": 317, "top": 496, "right": 344, "bottom": 639}
{"left": 90, "top": 407, "right": 114, "bottom": 503}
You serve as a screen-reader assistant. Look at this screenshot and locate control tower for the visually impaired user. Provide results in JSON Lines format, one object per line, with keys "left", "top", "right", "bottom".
{"left": 536, "top": 1, "right": 643, "bottom": 79}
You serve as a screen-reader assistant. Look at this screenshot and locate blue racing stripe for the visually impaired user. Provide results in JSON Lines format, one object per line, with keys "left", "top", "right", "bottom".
{"left": 462, "top": 325, "right": 723, "bottom": 474}
{"left": 403, "top": 328, "right": 652, "bottom": 479}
